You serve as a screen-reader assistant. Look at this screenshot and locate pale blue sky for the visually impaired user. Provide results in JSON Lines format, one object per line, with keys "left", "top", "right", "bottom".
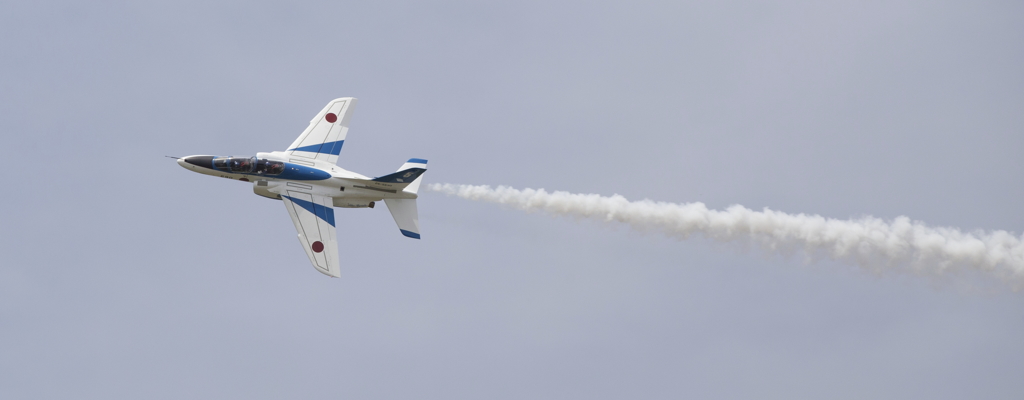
{"left": 2, "top": 1, "right": 1022, "bottom": 398}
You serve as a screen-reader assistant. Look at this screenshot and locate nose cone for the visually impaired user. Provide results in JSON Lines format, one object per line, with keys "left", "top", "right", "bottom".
{"left": 180, "top": 155, "right": 215, "bottom": 170}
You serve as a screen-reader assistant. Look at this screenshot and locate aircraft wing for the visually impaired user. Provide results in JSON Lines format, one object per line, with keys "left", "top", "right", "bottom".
{"left": 286, "top": 97, "right": 357, "bottom": 164}
{"left": 281, "top": 190, "right": 340, "bottom": 277}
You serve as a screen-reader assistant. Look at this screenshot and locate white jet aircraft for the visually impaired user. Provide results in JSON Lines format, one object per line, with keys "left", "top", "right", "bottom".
{"left": 175, "top": 98, "right": 425, "bottom": 278}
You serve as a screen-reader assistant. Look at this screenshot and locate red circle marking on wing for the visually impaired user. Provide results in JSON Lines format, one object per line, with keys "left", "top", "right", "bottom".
{"left": 311, "top": 241, "right": 324, "bottom": 253}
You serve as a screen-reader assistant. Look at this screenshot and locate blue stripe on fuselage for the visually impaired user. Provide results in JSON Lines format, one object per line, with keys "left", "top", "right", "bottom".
{"left": 277, "top": 163, "right": 331, "bottom": 180}
{"left": 282, "top": 195, "right": 336, "bottom": 227}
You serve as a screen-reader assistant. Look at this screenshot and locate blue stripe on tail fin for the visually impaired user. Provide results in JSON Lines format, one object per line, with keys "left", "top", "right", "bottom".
{"left": 372, "top": 168, "right": 426, "bottom": 183}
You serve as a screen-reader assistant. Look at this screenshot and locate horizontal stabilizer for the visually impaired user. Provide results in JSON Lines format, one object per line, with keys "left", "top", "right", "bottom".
{"left": 384, "top": 199, "right": 420, "bottom": 239}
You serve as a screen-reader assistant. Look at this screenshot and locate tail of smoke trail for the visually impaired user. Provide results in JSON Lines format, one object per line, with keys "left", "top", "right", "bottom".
{"left": 427, "top": 183, "right": 1024, "bottom": 284}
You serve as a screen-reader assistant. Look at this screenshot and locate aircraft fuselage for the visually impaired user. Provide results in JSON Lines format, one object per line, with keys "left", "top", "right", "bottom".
{"left": 177, "top": 151, "right": 418, "bottom": 208}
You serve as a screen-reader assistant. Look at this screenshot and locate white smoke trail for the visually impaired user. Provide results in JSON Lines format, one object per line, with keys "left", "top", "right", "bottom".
{"left": 427, "top": 183, "right": 1024, "bottom": 283}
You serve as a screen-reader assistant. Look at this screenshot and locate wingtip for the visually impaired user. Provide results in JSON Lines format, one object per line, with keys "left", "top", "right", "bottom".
{"left": 316, "top": 267, "right": 341, "bottom": 278}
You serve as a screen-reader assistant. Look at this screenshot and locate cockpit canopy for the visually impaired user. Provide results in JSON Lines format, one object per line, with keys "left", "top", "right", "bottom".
{"left": 213, "top": 156, "right": 285, "bottom": 175}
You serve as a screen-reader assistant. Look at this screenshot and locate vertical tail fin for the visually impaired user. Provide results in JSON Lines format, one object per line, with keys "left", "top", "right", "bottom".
{"left": 398, "top": 158, "right": 427, "bottom": 194}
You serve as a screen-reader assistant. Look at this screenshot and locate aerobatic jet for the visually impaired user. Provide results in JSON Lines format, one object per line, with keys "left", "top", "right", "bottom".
{"left": 175, "top": 98, "right": 425, "bottom": 277}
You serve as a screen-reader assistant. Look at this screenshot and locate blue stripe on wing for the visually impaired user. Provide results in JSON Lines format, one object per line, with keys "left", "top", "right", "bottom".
{"left": 283, "top": 195, "right": 336, "bottom": 227}
{"left": 287, "top": 140, "right": 345, "bottom": 156}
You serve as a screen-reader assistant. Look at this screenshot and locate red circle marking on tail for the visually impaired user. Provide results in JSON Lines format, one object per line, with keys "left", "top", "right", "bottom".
{"left": 324, "top": 113, "right": 337, "bottom": 123}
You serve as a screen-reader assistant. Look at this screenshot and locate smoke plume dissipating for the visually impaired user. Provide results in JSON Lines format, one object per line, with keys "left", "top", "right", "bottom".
{"left": 427, "top": 183, "right": 1024, "bottom": 285}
